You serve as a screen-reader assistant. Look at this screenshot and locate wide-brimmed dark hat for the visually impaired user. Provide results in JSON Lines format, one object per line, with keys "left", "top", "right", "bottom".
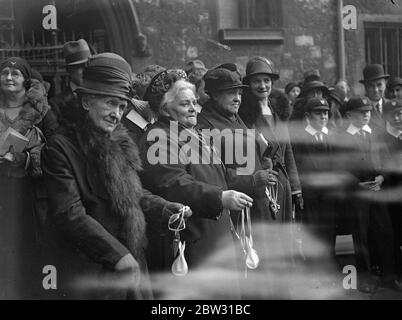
{"left": 243, "top": 56, "right": 279, "bottom": 83}
{"left": 203, "top": 66, "right": 248, "bottom": 95}
{"left": 300, "top": 80, "right": 329, "bottom": 97}
{"left": 383, "top": 99, "right": 402, "bottom": 115}
{"left": 0, "top": 57, "right": 32, "bottom": 80}
{"left": 64, "top": 39, "right": 91, "bottom": 66}
{"left": 388, "top": 77, "right": 402, "bottom": 89}
{"left": 143, "top": 69, "right": 188, "bottom": 111}
{"left": 359, "top": 64, "right": 390, "bottom": 83}
{"left": 75, "top": 52, "right": 133, "bottom": 101}
{"left": 304, "top": 97, "right": 330, "bottom": 113}
{"left": 345, "top": 96, "right": 372, "bottom": 112}
{"left": 328, "top": 86, "right": 346, "bottom": 105}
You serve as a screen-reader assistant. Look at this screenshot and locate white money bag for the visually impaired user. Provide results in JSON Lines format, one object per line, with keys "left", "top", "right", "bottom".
{"left": 245, "top": 236, "right": 259, "bottom": 269}
{"left": 171, "top": 241, "right": 188, "bottom": 276}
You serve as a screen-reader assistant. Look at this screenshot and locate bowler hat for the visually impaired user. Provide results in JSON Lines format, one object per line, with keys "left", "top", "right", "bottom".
{"left": 75, "top": 52, "right": 133, "bottom": 101}
{"left": 328, "top": 86, "right": 346, "bottom": 105}
{"left": 304, "top": 97, "right": 330, "bottom": 113}
{"left": 383, "top": 99, "right": 402, "bottom": 115}
{"left": 388, "top": 77, "right": 402, "bottom": 89}
{"left": 243, "top": 56, "right": 279, "bottom": 83}
{"left": 359, "top": 64, "right": 390, "bottom": 83}
{"left": 64, "top": 39, "right": 91, "bottom": 66}
{"left": 203, "top": 67, "right": 248, "bottom": 94}
{"left": 345, "top": 96, "right": 372, "bottom": 112}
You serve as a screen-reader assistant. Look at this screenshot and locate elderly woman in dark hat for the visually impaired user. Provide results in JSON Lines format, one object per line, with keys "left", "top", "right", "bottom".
{"left": 139, "top": 69, "right": 256, "bottom": 297}
{"left": 41, "top": 53, "right": 188, "bottom": 299}
{"left": 239, "top": 57, "right": 303, "bottom": 223}
{"left": 198, "top": 64, "right": 279, "bottom": 220}
{"left": 0, "top": 57, "right": 59, "bottom": 299}
{"left": 198, "top": 64, "right": 302, "bottom": 298}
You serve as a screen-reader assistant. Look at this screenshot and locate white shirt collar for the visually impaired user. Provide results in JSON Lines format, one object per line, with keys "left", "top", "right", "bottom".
{"left": 305, "top": 124, "right": 328, "bottom": 137}
{"left": 386, "top": 121, "right": 402, "bottom": 138}
{"left": 346, "top": 123, "right": 372, "bottom": 135}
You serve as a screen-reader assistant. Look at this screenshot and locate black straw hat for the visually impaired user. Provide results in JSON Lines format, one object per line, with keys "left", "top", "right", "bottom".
{"left": 203, "top": 67, "right": 248, "bottom": 94}
{"left": 243, "top": 56, "right": 279, "bottom": 83}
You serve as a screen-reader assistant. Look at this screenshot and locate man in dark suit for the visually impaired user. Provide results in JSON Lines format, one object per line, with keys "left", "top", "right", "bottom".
{"left": 360, "top": 64, "right": 390, "bottom": 133}
{"left": 50, "top": 39, "right": 91, "bottom": 126}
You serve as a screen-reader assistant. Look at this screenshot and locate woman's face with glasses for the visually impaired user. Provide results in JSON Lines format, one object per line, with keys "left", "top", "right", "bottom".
{"left": 0, "top": 67, "right": 25, "bottom": 94}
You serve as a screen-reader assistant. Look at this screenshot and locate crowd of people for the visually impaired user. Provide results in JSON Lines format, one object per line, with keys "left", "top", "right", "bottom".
{"left": 0, "top": 38, "right": 401, "bottom": 299}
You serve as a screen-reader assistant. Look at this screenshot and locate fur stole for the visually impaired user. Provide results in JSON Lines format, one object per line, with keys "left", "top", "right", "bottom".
{"left": 75, "top": 116, "right": 147, "bottom": 258}
{"left": 0, "top": 81, "right": 50, "bottom": 135}
{"left": 239, "top": 88, "right": 293, "bottom": 127}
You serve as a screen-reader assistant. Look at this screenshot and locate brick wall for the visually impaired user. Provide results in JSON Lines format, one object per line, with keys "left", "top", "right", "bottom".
{"left": 131, "top": 0, "right": 402, "bottom": 93}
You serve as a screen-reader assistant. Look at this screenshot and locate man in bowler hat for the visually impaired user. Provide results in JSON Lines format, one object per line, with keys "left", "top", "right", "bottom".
{"left": 360, "top": 64, "right": 390, "bottom": 132}
{"left": 50, "top": 39, "right": 91, "bottom": 126}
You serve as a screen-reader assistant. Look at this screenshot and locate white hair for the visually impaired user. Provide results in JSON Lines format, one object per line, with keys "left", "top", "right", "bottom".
{"left": 159, "top": 79, "right": 196, "bottom": 114}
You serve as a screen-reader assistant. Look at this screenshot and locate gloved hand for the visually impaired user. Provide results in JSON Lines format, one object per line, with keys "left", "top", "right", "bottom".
{"left": 292, "top": 193, "right": 304, "bottom": 212}
{"left": 163, "top": 202, "right": 192, "bottom": 219}
{"left": 253, "top": 169, "right": 278, "bottom": 187}
{"left": 163, "top": 202, "right": 192, "bottom": 230}
{"left": 2, "top": 146, "right": 27, "bottom": 168}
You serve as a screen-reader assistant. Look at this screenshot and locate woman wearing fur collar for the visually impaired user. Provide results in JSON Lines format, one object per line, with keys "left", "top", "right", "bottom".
{"left": 41, "top": 53, "right": 189, "bottom": 299}
{"left": 0, "top": 57, "right": 58, "bottom": 299}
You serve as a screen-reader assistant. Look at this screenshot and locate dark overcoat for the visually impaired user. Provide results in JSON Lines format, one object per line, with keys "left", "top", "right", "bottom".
{"left": 41, "top": 120, "right": 165, "bottom": 299}
{"left": 138, "top": 116, "right": 240, "bottom": 274}
{"left": 290, "top": 127, "right": 338, "bottom": 245}
{"left": 0, "top": 83, "right": 58, "bottom": 299}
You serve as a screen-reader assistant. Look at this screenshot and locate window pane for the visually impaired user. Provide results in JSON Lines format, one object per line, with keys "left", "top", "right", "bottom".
{"left": 365, "top": 27, "right": 381, "bottom": 64}
{"left": 400, "top": 29, "right": 402, "bottom": 76}
{"left": 249, "top": 0, "right": 282, "bottom": 28}
{"left": 383, "top": 28, "right": 398, "bottom": 76}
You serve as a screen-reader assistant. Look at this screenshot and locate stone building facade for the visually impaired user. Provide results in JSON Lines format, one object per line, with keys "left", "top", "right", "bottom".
{"left": 1, "top": 0, "right": 401, "bottom": 95}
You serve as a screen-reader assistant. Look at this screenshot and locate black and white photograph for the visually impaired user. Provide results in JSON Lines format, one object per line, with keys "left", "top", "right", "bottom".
{"left": 0, "top": 0, "right": 402, "bottom": 305}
